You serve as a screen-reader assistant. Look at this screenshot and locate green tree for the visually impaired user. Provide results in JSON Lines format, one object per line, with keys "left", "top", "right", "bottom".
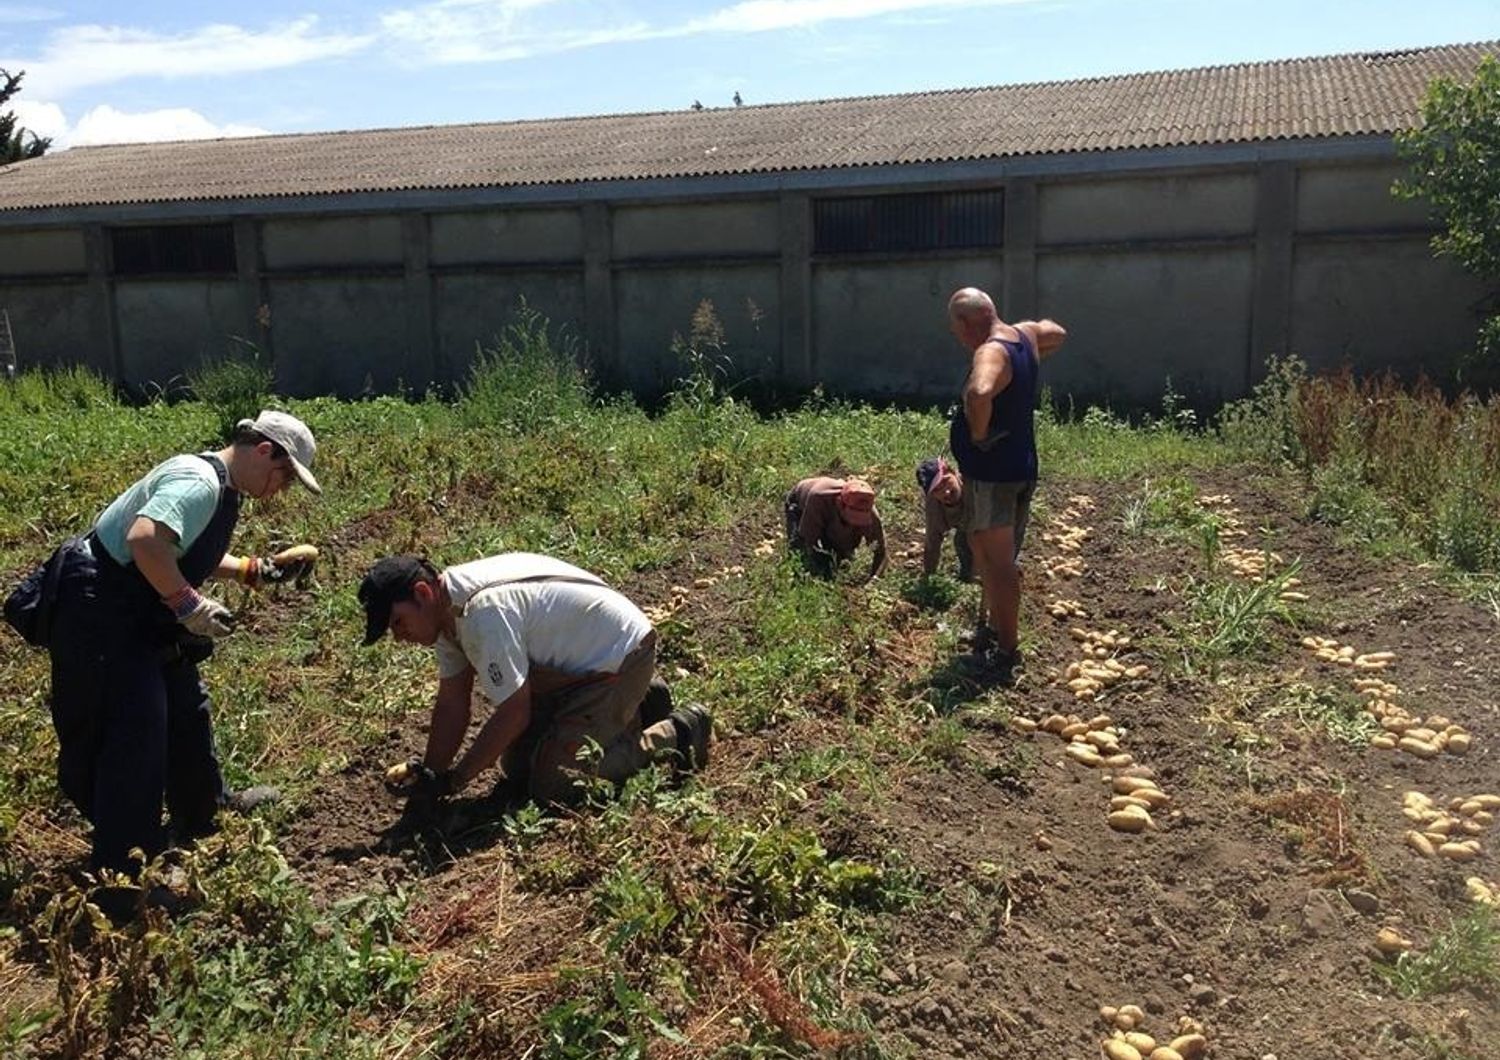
{"left": 1395, "top": 55, "right": 1500, "bottom": 382}
{"left": 1, "top": 68, "right": 51, "bottom": 165}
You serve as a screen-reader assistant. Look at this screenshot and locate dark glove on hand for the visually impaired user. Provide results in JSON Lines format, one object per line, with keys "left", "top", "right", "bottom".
{"left": 385, "top": 759, "right": 456, "bottom": 802}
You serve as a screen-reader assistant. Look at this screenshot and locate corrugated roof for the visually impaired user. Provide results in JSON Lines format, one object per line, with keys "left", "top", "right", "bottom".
{"left": 0, "top": 41, "right": 1493, "bottom": 212}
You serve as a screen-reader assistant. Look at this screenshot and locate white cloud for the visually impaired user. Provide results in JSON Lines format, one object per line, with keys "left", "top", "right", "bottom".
{"left": 379, "top": 0, "right": 1042, "bottom": 64}
{"left": 6, "top": 16, "right": 373, "bottom": 97}
{"left": 69, "top": 105, "right": 270, "bottom": 146}
{"left": 8, "top": 98, "right": 66, "bottom": 142}
{"left": 5, "top": 101, "right": 271, "bottom": 149}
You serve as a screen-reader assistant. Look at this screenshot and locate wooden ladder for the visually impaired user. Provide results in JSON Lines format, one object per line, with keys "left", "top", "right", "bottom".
{"left": 0, "top": 310, "right": 14, "bottom": 379}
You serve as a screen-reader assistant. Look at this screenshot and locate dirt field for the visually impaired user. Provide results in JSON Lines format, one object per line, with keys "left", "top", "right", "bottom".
{"left": 248, "top": 465, "right": 1500, "bottom": 1059}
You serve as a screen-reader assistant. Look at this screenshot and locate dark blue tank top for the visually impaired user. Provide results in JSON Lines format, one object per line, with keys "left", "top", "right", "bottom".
{"left": 949, "top": 329, "right": 1039, "bottom": 483}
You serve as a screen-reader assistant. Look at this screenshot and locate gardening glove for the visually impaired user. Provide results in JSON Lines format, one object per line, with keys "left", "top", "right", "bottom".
{"left": 384, "top": 759, "right": 455, "bottom": 801}
{"left": 238, "top": 544, "right": 320, "bottom": 589}
{"left": 171, "top": 590, "right": 236, "bottom": 638}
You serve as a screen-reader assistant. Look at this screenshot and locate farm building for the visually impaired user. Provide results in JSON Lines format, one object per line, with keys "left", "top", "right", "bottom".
{"left": 0, "top": 41, "right": 1494, "bottom": 405}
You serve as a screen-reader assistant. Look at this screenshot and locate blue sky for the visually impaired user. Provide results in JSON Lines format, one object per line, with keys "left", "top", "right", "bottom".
{"left": 2, "top": 0, "right": 1497, "bottom": 148}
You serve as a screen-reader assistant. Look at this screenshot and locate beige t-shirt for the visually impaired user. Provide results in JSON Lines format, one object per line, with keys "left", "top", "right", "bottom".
{"left": 434, "top": 554, "right": 652, "bottom": 704}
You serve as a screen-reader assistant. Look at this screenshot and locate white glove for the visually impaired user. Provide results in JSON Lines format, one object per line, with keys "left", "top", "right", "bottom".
{"left": 180, "top": 594, "right": 236, "bottom": 638}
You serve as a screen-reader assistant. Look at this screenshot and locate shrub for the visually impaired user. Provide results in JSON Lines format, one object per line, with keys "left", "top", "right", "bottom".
{"left": 458, "top": 300, "right": 593, "bottom": 432}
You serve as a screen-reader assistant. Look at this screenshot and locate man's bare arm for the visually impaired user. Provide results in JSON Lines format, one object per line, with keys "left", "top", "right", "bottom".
{"left": 423, "top": 668, "right": 475, "bottom": 771}
{"left": 1016, "top": 319, "right": 1068, "bottom": 360}
{"left": 865, "top": 517, "right": 888, "bottom": 582}
{"left": 452, "top": 681, "right": 533, "bottom": 789}
{"left": 963, "top": 342, "right": 1011, "bottom": 442}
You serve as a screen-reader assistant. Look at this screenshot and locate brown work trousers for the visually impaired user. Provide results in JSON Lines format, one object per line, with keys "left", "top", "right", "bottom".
{"left": 503, "top": 634, "right": 678, "bottom": 805}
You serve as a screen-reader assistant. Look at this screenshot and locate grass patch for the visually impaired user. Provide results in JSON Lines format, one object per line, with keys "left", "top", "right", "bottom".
{"left": 1377, "top": 906, "right": 1500, "bottom": 999}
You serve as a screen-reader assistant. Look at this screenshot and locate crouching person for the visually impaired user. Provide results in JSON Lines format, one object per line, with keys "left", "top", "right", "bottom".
{"left": 916, "top": 457, "right": 972, "bottom": 582}
{"left": 783, "top": 475, "right": 888, "bottom": 582}
{"left": 360, "top": 553, "right": 711, "bottom": 809}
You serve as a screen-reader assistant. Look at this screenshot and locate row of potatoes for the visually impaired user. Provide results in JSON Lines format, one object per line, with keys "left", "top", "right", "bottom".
{"left": 1098, "top": 1005, "right": 1209, "bottom": 1060}
{"left": 1300, "top": 635, "right": 1395, "bottom": 671}
{"left": 1353, "top": 677, "right": 1475, "bottom": 758}
{"left": 1401, "top": 789, "right": 1499, "bottom": 863}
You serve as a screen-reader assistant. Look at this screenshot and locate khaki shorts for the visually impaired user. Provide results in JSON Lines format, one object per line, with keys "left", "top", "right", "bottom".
{"left": 506, "top": 634, "right": 658, "bottom": 805}
{"left": 963, "top": 479, "right": 1035, "bottom": 550}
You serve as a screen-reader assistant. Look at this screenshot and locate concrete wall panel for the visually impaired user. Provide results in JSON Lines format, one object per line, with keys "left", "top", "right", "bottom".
{"left": 614, "top": 201, "right": 779, "bottom": 259}
{"left": 1290, "top": 239, "right": 1487, "bottom": 377}
{"left": 810, "top": 257, "right": 1003, "bottom": 398}
{"left": 2, "top": 284, "right": 101, "bottom": 371}
{"left": 430, "top": 209, "right": 583, "bottom": 265}
{"left": 1295, "top": 163, "right": 1432, "bottom": 233}
{"left": 266, "top": 277, "right": 409, "bottom": 395}
{"left": 434, "top": 271, "right": 586, "bottom": 384}
{"left": 0, "top": 229, "right": 87, "bottom": 276}
{"left": 262, "top": 216, "right": 404, "bottom": 269}
{"left": 613, "top": 265, "right": 780, "bottom": 393}
{"left": 1038, "top": 173, "right": 1255, "bottom": 244}
{"left": 1037, "top": 248, "right": 1254, "bottom": 405}
{"left": 115, "top": 280, "right": 246, "bottom": 389}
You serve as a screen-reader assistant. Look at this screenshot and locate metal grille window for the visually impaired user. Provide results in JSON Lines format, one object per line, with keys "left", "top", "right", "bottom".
{"left": 813, "top": 190, "right": 1003, "bottom": 254}
{"left": 110, "top": 224, "right": 237, "bottom": 276}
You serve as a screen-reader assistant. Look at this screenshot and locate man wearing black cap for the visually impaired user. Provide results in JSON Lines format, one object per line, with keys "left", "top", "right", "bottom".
{"left": 359, "top": 552, "right": 711, "bottom": 808}
{"left": 10, "top": 410, "right": 322, "bottom": 908}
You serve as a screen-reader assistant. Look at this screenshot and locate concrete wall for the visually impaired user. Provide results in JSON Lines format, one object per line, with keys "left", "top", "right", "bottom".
{"left": 0, "top": 229, "right": 86, "bottom": 276}
{"left": 811, "top": 256, "right": 1004, "bottom": 398}
{"left": 265, "top": 277, "right": 410, "bottom": 394}
{"left": 434, "top": 271, "right": 586, "bottom": 383}
{"left": 430, "top": 209, "right": 582, "bottom": 265}
{"left": 115, "top": 280, "right": 246, "bottom": 387}
{"left": 0, "top": 283, "right": 103, "bottom": 371}
{"left": 613, "top": 264, "right": 780, "bottom": 393}
{"left": 1039, "top": 173, "right": 1256, "bottom": 243}
{"left": 262, "top": 216, "right": 404, "bottom": 268}
{"left": 1291, "top": 239, "right": 1488, "bottom": 376}
{"left": 1039, "top": 248, "right": 1255, "bottom": 405}
{"left": 0, "top": 149, "right": 1486, "bottom": 404}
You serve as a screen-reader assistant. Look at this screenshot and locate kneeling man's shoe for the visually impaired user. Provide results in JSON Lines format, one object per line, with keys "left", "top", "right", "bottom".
{"left": 668, "top": 704, "right": 713, "bottom": 772}
{"left": 225, "top": 785, "right": 282, "bottom": 814}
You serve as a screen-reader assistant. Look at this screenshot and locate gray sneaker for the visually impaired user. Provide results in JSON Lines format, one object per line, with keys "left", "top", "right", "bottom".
{"left": 225, "top": 785, "right": 282, "bottom": 814}
{"left": 668, "top": 704, "right": 713, "bottom": 772}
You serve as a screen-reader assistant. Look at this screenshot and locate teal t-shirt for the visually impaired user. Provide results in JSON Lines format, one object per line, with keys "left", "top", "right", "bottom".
{"left": 94, "top": 455, "right": 223, "bottom": 566}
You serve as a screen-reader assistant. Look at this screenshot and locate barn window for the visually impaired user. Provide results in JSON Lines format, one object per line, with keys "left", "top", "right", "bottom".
{"left": 813, "top": 190, "right": 1003, "bottom": 254}
{"left": 110, "top": 224, "right": 237, "bottom": 276}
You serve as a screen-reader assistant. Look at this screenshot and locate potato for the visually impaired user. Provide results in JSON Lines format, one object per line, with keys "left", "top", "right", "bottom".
{"left": 1405, "top": 831, "right": 1436, "bottom": 857}
{"left": 1102, "top": 753, "right": 1136, "bottom": 768}
{"left": 1446, "top": 733, "right": 1472, "bottom": 755}
{"left": 1011, "top": 717, "right": 1038, "bottom": 733}
{"left": 1473, "top": 794, "right": 1500, "bottom": 811}
{"left": 1124, "top": 1032, "right": 1157, "bottom": 1053}
{"left": 1103, "top": 1041, "right": 1142, "bottom": 1060}
{"left": 1425, "top": 817, "right": 1458, "bottom": 836}
{"left": 1117, "top": 1005, "right": 1146, "bottom": 1024}
{"left": 1062, "top": 721, "right": 1091, "bottom": 737}
{"left": 1108, "top": 806, "right": 1154, "bottom": 833}
{"left": 1473, "top": 811, "right": 1495, "bottom": 828}
{"left": 1113, "top": 776, "right": 1159, "bottom": 795}
{"left": 1067, "top": 744, "right": 1105, "bottom": 767}
{"left": 1375, "top": 927, "right": 1413, "bottom": 955}
{"left": 1113, "top": 1010, "right": 1138, "bottom": 1031}
{"left": 1438, "top": 841, "right": 1481, "bottom": 862}
{"left": 1168, "top": 1033, "right": 1207, "bottom": 1059}
{"left": 1397, "top": 736, "right": 1440, "bottom": 759}
{"left": 1112, "top": 795, "right": 1153, "bottom": 812}
{"left": 1087, "top": 714, "right": 1114, "bottom": 730}
{"left": 1134, "top": 788, "right": 1173, "bottom": 809}
{"left": 1405, "top": 727, "right": 1438, "bottom": 743}
{"left": 1370, "top": 735, "right": 1397, "bottom": 750}
{"left": 1150, "top": 1050, "right": 1185, "bottom": 1060}
{"left": 1085, "top": 730, "right": 1120, "bottom": 750}
{"left": 384, "top": 761, "right": 412, "bottom": 785}
{"left": 1099, "top": 1005, "right": 1119, "bottom": 1024}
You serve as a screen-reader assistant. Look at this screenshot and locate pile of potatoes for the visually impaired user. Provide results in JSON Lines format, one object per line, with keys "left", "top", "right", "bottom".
{"left": 1098, "top": 1005, "right": 1208, "bottom": 1060}
{"left": 753, "top": 537, "right": 778, "bottom": 557}
{"left": 1368, "top": 709, "right": 1473, "bottom": 758}
{"left": 1300, "top": 636, "right": 1395, "bottom": 671}
{"left": 1105, "top": 772, "right": 1173, "bottom": 833}
{"left": 1043, "top": 522, "right": 1091, "bottom": 553}
{"left": 1030, "top": 711, "right": 1137, "bottom": 769}
{"left": 1064, "top": 494, "right": 1097, "bottom": 514}
{"left": 644, "top": 566, "right": 746, "bottom": 622}
{"left": 1043, "top": 555, "right": 1087, "bottom": 579}
{"left": 1069, "top": 625, "right": 1135, "bottom": 656}
{"left": 1221, "top": 545, "right": 1282, "bottom": 580}
{"left": 1047, "top": 597, "right": 1089, "bottom": 619}
{"left": 1401, "top": 790, "right": 1498, "bottom": 863}
{"left": 1467, "top": 876, "right": 1498, "bottom": 907}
